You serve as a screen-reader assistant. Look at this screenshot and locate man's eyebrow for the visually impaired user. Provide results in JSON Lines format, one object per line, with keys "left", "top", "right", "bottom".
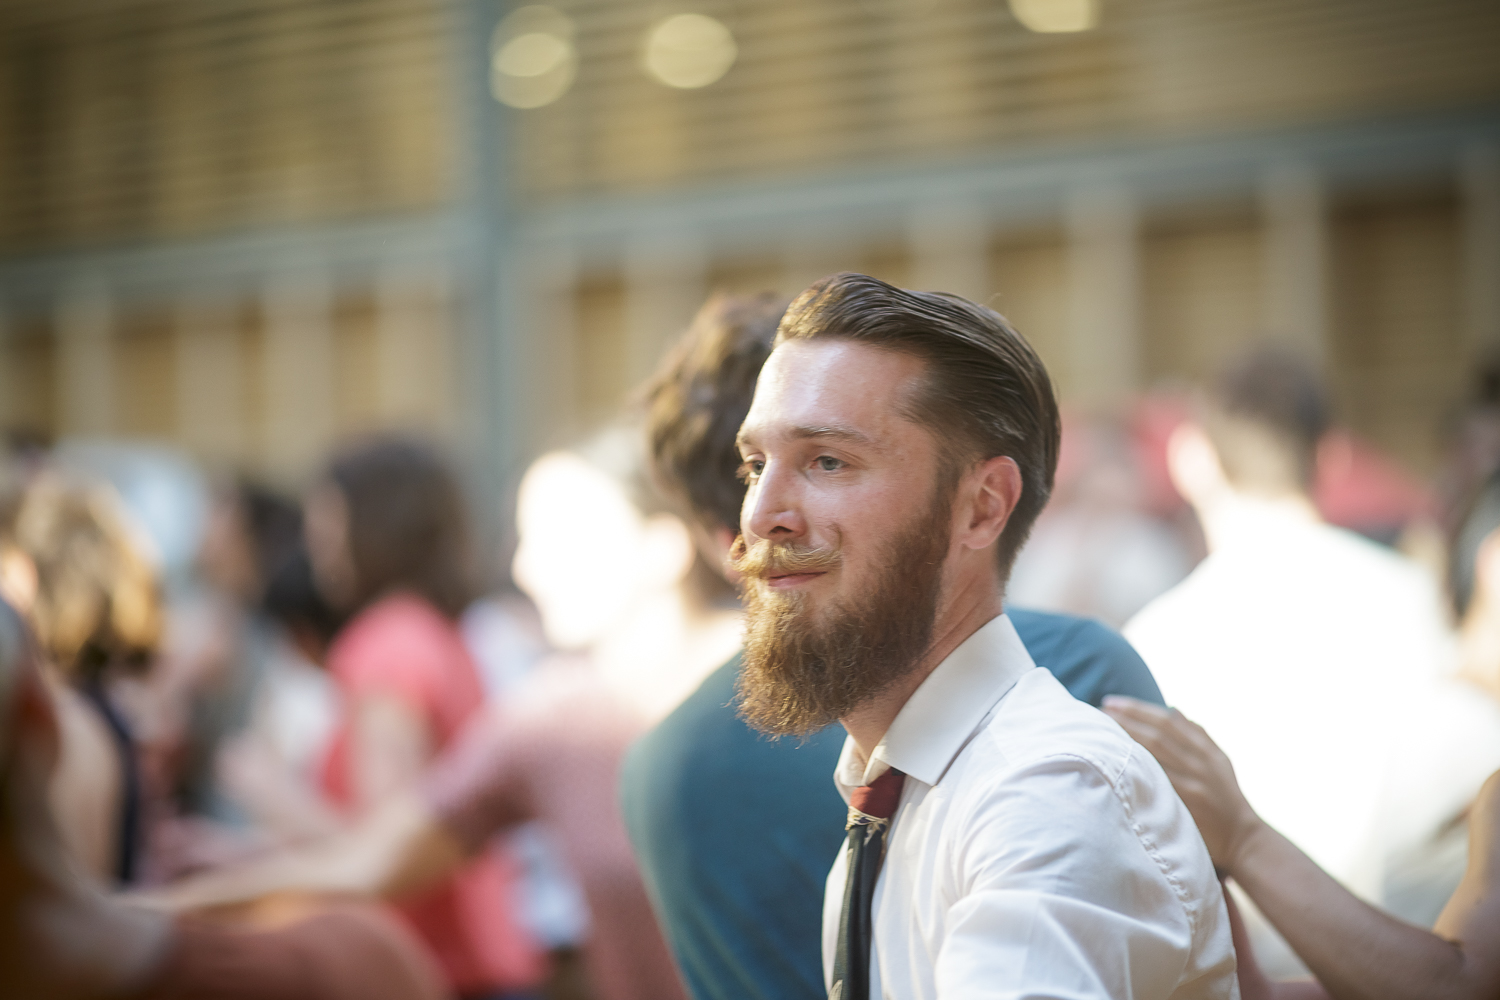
{"left": 736, "top": 424, "right": 874, "bottom": 451}
{"left": 790, "top": 425, "right": 871, "bottom": 445}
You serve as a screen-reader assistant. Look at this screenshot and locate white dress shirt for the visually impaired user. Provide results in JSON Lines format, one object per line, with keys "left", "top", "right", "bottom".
{"left": 823, "top": 615, "right": 1238, "bottom": 1000}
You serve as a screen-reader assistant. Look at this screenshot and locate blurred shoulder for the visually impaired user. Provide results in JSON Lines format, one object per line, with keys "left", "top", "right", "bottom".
{"left": 333, "top": 593, "right": 457, "bottom": 660}
{"left": 1010, "top": 607, "right": 1160, "bottom": 707}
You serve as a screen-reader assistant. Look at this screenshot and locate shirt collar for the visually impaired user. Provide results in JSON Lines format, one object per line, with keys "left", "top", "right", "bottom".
{"left": 834, "top": 613, "right": 1036, "bottom": 798}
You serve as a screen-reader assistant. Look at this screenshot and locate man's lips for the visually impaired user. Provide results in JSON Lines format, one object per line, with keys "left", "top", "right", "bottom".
{"left": 764, "top": 571, "right": 827, "bottom": 589}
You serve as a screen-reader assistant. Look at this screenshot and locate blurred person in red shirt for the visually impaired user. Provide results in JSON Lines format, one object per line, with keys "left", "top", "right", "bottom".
{"left": 297, "top": 438, "right": 543, "bottom": 999}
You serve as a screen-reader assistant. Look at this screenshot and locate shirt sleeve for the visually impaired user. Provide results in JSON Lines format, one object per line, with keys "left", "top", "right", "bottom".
{"left": 419, "top": 706, "right": 534, "bottom": 853}
{"left": 934, "top": 753, "right": 1229, "bottom": 999}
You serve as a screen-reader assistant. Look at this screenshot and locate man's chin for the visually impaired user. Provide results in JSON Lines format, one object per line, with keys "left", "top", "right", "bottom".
{"left": 734, "top": 682, "right": 845, "bottom": 739}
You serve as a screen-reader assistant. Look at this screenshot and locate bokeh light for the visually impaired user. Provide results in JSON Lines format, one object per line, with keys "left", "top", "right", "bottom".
{"left": 1009, "top": 0, "right": 1100, "bottom": 33}
{"left": 491, "top": 5, "right": 576, "bottom": 109}
{"left": 642, "top": 13, "right": 737, "bottom": 90}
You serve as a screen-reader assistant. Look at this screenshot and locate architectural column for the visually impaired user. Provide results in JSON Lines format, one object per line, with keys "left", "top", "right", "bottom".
{"left": 0, "top": 301, "right": 12, "bottom": 430}
{"left": 1462, "top": 142, "right": 1500, "bottom": 361}
{"left": 1260, "top": 162, "right": 1330, "bottom": 368}
{"left": 623, "top": 231, "right": 706, "bottom": 388}
{"left": 56, "top": 279, "right": 115, "bottom": 437}
{"left": 1066, "top": 184, "right": 1141, "bottom": 407}
{"left": 514, "top": 244, "right": 579, "bottom": 448}
{"left": 908, "top": 199, "right": 991, "bottom": 302}
{"left": 175, "top": 292, "right": 244, "bottom": 461}
{"left": 374, "top": 262, "right": 451, "bottom": 432}
{"left": 261, "top": 266, "right": 335, "bottom": 481}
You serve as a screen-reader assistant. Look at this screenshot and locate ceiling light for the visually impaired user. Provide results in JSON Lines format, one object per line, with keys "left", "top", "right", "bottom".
{"left": 492, "top": 6, "right": 576, "bottom": 109}
{"left": 1009, "top": 0, "right": 1100, "bottom": 33}
{"left": 643, "top": 13, "right": 737, "bottom": 90}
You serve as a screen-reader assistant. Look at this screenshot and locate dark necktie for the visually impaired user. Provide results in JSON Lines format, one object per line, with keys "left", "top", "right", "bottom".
{"left": 830, "top": 767, "right": 906, "bottom": 1000}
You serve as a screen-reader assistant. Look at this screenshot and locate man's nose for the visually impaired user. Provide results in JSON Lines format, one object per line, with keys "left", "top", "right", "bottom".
{"left": 743, "top": 462, "right": 807, "bottom": 542}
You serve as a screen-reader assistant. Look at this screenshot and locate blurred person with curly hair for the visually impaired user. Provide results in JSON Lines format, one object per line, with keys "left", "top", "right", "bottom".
{"left": 0, "top": 473, "right": 161, "bottom": 884}
{"left": 0, "top": 594, "right": 448, "bottom": 1000}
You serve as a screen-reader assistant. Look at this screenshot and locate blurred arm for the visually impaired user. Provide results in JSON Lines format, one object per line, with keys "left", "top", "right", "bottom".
{"left": 142, "top": 794, "right": 466, "bottom": 913}
{"left": 145, "top": 687, "right": 452, "bottom": 914}
{"left": 349, "top": 695, "right": 432, "bottom": 813}
{"left": 1104, "top": 696, "right": 1500, "bottom": 1000}
{"left": 215, "top": 733, "right": 345, "bottom": 843}
{"left": 2, "top": 635, "right": 174, "bottom": 1000}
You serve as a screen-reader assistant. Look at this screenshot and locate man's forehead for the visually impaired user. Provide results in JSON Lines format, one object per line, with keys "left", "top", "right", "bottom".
{"left": 739, "top": 338, "right": 926, "bottom": 445}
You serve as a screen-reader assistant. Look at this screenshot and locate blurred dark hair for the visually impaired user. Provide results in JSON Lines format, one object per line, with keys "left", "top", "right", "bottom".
{"left": 234, "top": 480, "right": 303, "bottom": 597}
{"left": 640, "top": 291, "right": 787, "bottom": 534}
{"left": 325, "top": 437, "right": 472, "bottom": 619}
{"left": 1451, "top": 470, "right": 1500, "bottom": 619}
{"left": 262, "top": 546, "right": 345, "bottom": 654}
{"left": 776, "top": 272, "right": 1060, "bottom": 578}
{"left": 1202, "top": 346, "right": 1330, "bottom": 494}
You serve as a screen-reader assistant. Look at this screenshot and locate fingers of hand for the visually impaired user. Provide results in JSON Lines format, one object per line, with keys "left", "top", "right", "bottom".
{"left": 1103, "top": 696, "right": 1173, "bottom": 725}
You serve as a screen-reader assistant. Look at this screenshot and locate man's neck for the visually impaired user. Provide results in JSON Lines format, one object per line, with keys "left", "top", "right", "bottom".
{"left": 840, "top": 574, "right": 1004, "bottom": 765}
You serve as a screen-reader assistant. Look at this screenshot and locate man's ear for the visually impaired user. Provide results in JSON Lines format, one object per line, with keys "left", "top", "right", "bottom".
{"left": 1166, "top": 422, "right": 1228, "bottom": 509}
{"left": 641, "top": 513, "right": 697, "bottom": 590}
{"left": 958, "top": 455, "right": 1022, "bottom": 553}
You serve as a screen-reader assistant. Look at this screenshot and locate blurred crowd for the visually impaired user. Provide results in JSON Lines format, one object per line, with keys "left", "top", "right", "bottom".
{"left": 2, "top": 280, "right": 1500, "bottom": 1000}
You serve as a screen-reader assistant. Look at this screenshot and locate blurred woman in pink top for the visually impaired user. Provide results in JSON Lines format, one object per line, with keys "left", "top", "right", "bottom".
{"left": 303, "top": 438, "right": 543, "bottom": 998}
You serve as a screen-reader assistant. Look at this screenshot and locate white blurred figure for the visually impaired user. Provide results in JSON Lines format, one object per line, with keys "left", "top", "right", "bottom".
{"left": 1009, "top": 418, "right": 1192, "bottom": 627}
{"left": 1124, "top": 347, "right": 1454, "bottom": 977}
{"left": 512, "top": 430, "right": 743, "bottom": 722}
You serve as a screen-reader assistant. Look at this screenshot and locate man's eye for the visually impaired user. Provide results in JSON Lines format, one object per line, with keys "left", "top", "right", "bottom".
{"left": 737, "top": 460, "right": 765, "bottom": 483}
{"left": 815, "top": 456, "right": 844, "bottom": 472}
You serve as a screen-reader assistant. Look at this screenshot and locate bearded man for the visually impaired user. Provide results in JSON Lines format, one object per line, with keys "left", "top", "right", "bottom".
{"left": 731, "top": 273, "right": 1237, "bottom": 1000}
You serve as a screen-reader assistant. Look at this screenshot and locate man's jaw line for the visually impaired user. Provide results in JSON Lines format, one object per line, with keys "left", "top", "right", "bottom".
{"left": 838, "top": 567, "right": 1005, "bottom": 759}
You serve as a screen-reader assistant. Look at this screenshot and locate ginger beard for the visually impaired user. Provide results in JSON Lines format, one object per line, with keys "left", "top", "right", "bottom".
{"left": 731, "top": 479, "right": 955, "bottom": 737}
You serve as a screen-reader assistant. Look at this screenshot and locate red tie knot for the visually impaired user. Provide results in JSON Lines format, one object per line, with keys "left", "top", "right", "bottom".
{"left": 849, "top": 768, "right": 905, "bottom": 820}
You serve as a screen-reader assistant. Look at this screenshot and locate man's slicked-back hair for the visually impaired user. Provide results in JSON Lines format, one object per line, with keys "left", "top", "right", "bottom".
{"left": 1202, "top": 345, "right": 1330, "bottom": 496}
{"left": 641, "top": 291, "right": 788, "bottom": 534}
{"left": 776, "top": 272, "right": 1061, "bottom": 579}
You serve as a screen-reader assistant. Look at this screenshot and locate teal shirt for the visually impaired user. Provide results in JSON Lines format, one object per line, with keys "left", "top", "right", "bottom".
{"left": 619, "top": 608, "right": 1164, "bottom": 1000}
